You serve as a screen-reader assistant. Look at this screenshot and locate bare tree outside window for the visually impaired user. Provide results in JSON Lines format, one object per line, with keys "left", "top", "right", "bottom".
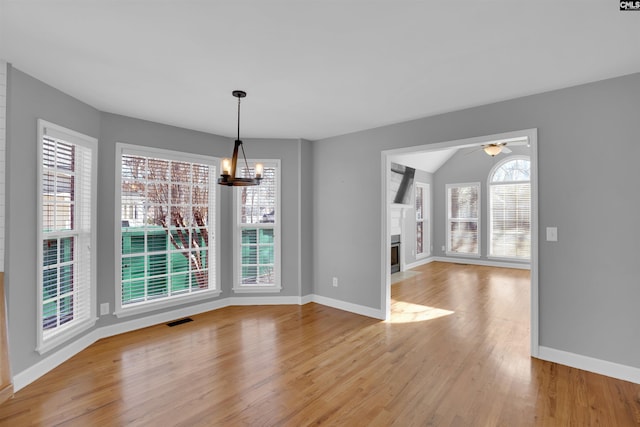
{"left": 120, "top": 154, "right": 212, "bottom": 304}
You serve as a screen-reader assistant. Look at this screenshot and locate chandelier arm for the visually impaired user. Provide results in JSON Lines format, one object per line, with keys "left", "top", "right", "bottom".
{"left": 240, "top": 142, "right": 251, "bottom": 174}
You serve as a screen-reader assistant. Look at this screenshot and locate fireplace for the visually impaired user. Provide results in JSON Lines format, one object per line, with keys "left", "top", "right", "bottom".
{"left": 391, "top": 234, "right": 401, "bottom": 274}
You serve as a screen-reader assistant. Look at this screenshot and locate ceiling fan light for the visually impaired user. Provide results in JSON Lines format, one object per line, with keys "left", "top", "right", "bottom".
{"left": 483, "top": 145, "right": 502, "bottom": 156}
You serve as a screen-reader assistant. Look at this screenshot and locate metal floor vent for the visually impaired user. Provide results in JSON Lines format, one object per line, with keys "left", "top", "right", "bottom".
{"left": 167, "top": 317, "right": 194, "bottom": 327}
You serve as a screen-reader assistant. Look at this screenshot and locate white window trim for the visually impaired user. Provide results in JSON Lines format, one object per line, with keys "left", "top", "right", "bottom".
{"left": 113, "top": 143, "right": 221, "bottom": 318}
{"left": 487, "top": 155, "right": 531, "bottom": 262}
{"left": 445, "top": 182, "right": 481, "bottom": 258}
{"left": 232, "top": 159, "right": 282, "bottom": 293}
{"left": 415, "top": 182, "right": 430, "bottom": 259}
{"left": 36, "top": 120, "right": 98, "bottom": 354}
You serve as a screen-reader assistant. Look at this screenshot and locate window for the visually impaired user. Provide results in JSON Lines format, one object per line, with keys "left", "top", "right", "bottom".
{"left": 489, "top": 156, "right": 531, "bottom": 259}
{"left": 415, "top": 183, "right": 430, "bottom": 258}
{"left": 115, "top": 144, "right": 218, "bottom": 316}
{"left": 234, "top": 160, "right": 281, "bottom": 292}
{"left": 446, "top": 183, "right": 480, "bottom": 256}
{"left": 37, "top": 120, "right": 97, "bottom": 353}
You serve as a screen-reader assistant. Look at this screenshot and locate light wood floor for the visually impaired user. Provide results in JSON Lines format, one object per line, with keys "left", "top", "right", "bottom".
{"left": 1, "top": 262, "right": 639, "bottom": 426}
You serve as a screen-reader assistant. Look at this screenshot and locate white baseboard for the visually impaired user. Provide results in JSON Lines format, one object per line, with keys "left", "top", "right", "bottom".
{"left": 300, "top": 294, "right": 314, "bottom": 305}
{"left": 433, "top": 256, "right": 530, "bottom": 270}
{"left": 14, "top": 297, "right": 232, "bottom": 392}
{"left": 13, "top": 293, "right": 381, "bottom": 391}
{"left": 13, "top": 329, "right": 101, "bottom": 392}
{"left": 309, "top": 294, "right": 385, "bottom": 320}
{"left": 403, "top": 257, "right": 435, "bottom": 270}
{"left": 228, "top": 295, "right": 304, "bottom": 306}
{"left": 100, "top": 298, "right": 231, "bottom": 339}
{"left": 538, "top": 346, "right": 640, "bottom": 385}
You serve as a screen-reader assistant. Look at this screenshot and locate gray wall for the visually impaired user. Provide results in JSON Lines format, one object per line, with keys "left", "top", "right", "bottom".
{"left": 313, "top": 72, "right": 640, "bottom": 368}
{"left": 5, "top": 67, "right": 102, "bottom": 373}
{"left": 300, "top": 139, "right": 314, "bottom": 296}
{"left": 5, "top": 67, "right": 311, "bottom": 374}
{"left": 432, "top": 145, "right": 530, "bottom": 261}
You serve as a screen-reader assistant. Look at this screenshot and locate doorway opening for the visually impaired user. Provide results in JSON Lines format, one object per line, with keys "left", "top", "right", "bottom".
{"left": 380, "top": 128, "right": 539, "bottom": 357}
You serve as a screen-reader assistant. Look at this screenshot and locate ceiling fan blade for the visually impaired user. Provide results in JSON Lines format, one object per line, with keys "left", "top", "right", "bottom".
{"left": 501, "top": 146, "right": 512, "bottom": 154}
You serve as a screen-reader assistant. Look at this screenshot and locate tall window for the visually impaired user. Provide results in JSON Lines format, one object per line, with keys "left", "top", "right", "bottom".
{"left": 446, "top": 183, "right": 480, "bottom": 256}
{"left": 37, "top": 120, "right": 97, "bottom": 353}
{"left": 415, "top": 183, "right": 430, "bottom": 258}
{"left": 116, "top": 145, "right": 218, "bottom": 316}
{"left": 489, "top": 157, "right": 531, "bottom": 259}
{"left": 234, "top": 160, "right": 281, "bottom": 292}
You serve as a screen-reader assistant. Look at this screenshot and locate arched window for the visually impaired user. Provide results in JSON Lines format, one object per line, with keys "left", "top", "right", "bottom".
{"left": 488, "top": 156, "right": 531, "bottom": 259}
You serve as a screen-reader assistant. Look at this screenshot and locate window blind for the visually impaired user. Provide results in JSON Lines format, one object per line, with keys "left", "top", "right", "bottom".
{"left": 236, "top": 162, "right": 280, "bottom": 289}
{"left": 39, "top": 123, "right": 97, "bottom": 352}
{"left": 489, "top": 157, "right": 531, "bottom": 259}
{"left": 447, "top": 184, "right": 479, "bottom": 255}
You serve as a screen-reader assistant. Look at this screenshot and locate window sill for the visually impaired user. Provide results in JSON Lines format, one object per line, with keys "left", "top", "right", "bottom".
{"left": 444, "top": 252, "right": 480, "bottom": 258}
{"left": 114, "top": 289, "right": 222, "bottom": 318}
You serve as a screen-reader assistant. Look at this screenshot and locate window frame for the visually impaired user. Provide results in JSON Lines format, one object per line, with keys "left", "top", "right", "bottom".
{"left": 487, "top": 155, "right": 531, "bottom": 261}
{"left": 446, "top": 182, "right": 480, "bottom": 257}
{"left": 114, "top": 143, "right": 221, "bottom": 318}
{"left": 415, "top": 182, "right": 430, "bottom": 259}
{"left": 232, "top": 159, "right": 281, "bottom": 293}
{"left": 36, "top": 119, "right": 98, "bottom": 354}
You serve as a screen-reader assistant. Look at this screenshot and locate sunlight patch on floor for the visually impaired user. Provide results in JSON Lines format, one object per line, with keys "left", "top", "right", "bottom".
{"left": 390, "top": 300, "right": 454, "bottom": 323}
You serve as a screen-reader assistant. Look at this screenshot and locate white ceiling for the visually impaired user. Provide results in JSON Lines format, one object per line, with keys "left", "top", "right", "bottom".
{"left": 1, "top": 1, "right": 639, "bottom": 141}
{"left": 390, "top": 148, "right": 459, "bottom": 174}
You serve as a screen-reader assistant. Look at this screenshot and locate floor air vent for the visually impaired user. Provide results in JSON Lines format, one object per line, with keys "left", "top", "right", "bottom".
{"left": 167, "top": 317, "right": 194, "bottom": 327}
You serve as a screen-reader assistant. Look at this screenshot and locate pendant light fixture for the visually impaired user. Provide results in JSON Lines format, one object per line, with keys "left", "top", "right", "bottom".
{"left": 218, "top": 90, "right": 263, "bottom": 186}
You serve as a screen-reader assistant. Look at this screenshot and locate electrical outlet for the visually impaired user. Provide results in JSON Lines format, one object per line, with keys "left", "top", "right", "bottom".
{"left": 332, "top": 277, "right": 338, "bottom": 287}
{"left": 441, "top": 245, "right": 445, "bottom": 251}
{"left": 100, "top": 303, "right": 110, "bottom": 316}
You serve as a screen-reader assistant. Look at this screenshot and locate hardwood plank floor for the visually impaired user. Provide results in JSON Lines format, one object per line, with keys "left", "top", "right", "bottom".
{"left": 1, "top": 262, "right": 639, "bottom": 426}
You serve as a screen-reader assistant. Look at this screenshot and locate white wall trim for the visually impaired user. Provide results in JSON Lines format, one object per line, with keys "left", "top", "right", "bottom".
{"left": 403, "top": 257, "right": 435, "bottom": 270}
{"left": 432, "top": 256, "right": 530, "bottom": 270}
{"left": 0, "top": 60, "right": 6, "bottom": 271}
{"left": 14, "top": 296, "right": 231, "bottom": 392}
{"left": 310, "top": 294, "right": 385, "bottom": 320}
{"left": 300, "top": 294, "right": 314, "bottom": 305}
{"left": 227, "top": 296, "right": 302, "bottom": 305}
{"left": 538, "top": 346, "right": 640, "bottom": 385}
{"left": 13, "top": 329, "right": 99, "bottom": 392}
{"left": 13, "top": 293, "right": 380, "bottom": 391}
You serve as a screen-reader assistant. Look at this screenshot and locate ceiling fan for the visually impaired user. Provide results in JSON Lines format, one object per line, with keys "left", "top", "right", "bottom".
{"left": 471, "top": 139, "right": 529, "bottom": 157}
{"left": 482, "top": 142, "right": 511, "bottom": 157}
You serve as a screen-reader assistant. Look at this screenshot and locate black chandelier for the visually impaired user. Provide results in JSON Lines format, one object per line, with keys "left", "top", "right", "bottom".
{"left": 218, "top": 90, "right": 263, "bottom": 186}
